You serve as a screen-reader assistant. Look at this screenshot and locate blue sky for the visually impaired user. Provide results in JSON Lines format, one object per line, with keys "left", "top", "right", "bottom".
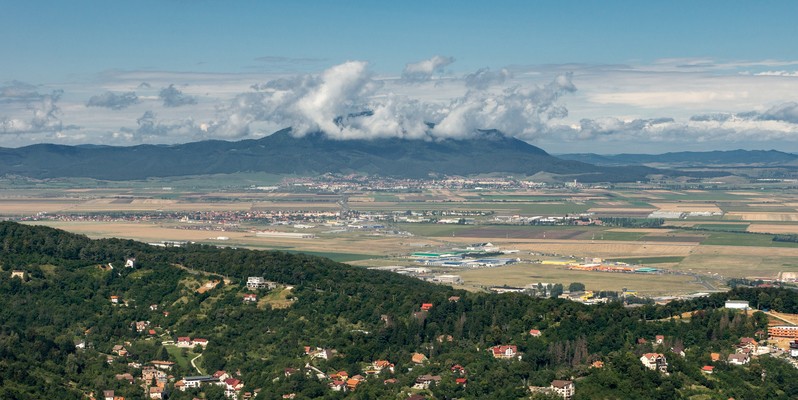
{"left": 2, "top": 1, "right": 798, "bottom": 153}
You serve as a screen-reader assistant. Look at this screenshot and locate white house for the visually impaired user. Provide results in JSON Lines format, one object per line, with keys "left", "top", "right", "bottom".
{"left": 550, "top": 380, "right": 575, "bottom": 400}
{"left": 247, "top": 277, "right": 277, "bottom": 290}
{"left": 640, "top": 353, "right": 668, "bottom": 373}
{"left": 728, "top": 353, "right": 750, "bottom": 365}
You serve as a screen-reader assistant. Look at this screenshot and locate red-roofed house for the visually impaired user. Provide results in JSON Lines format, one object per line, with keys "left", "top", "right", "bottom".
{"left": 225, "top": 378, "right": 244, "bottom": 399}
{"left": 192, "top": 338, "right": 208, "bottom": 347}
{"left": 655, "top": 335, "right": 665, "bottom": 344}
{"left": 411, "top": 353, "right": 428, "bottom": 364}
{"left": 421, "top": 303, "right": 433, "bottom": 311}
{"left": 702, "top": 365, "right": 714, "bottom": 374}
{"left": 176, "top": 337, "right": 191, "bottom": 347}
{"left": 148, "top": 387, "right": 163, "bottom": 399}
{"left": 213, "top": 370, "right": 229, "bottom": 381}
{"left": 738, "top": 337, "right": 758, "bottom": 351}
{"left": 243, "top": 294, "right": 257, "bottom": 303}
{"left": 491, "top": 345, "right": 518, "bottom": 359}
{"left": 529, "top": 329, "right": 542, "bottom": 337}
{"left": 367, "top": 360, "right": 394, "bottom": 374}
{"left": 329, "top": 380, "right": 347, "bottom": 392}
{"left": 455, "top": 377, "right": 467, "bottom": 386}
{"left": 346, "top": 378, "right": 362, "bottom": 391}
{"left": 640, "top": 353, "right": 668, "bottom": 373}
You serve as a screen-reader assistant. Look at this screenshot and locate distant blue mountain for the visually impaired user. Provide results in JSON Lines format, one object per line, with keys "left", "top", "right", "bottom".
{"left": 557, "top": 150, "right": 798, "bottom": 167}
{"left": 0, "top": 128, "right": 688, "bottom": 182}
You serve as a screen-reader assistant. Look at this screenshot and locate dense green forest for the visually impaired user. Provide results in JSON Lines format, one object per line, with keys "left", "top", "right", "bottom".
{"left": 1, "top": 221, "right": 798, "bottom": 399}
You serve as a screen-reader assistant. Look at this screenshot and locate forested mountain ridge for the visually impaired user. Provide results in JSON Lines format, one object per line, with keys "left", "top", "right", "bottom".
{"left": 2, "top": 222, "right": 798, "bottom": 399}
{"left": 0, "top": 129, "right": 664, "bottom": 182}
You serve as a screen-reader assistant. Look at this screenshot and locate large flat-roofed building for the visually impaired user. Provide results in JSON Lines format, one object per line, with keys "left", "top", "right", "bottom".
{"left": 725, "top": 300, "right": 750, "bottom": 310}
{"left": 246, "top": 277, "right": 277, "bottom": 290}
{"left": 768, "top": 325, "right": 798, "bottom": 339}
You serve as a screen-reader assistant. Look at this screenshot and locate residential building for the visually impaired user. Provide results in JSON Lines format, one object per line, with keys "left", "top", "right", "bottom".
{"left": 134, "top": 321, "right": 150, "bottom": 332}
{"left": 529, "top": 329, "right": 542, "bottom": 337}
{"left": 640, "top": 353, "right": 668, "bottom": 373}
{"left": 411, "top": 353, "right": 428, "bottom": 364}
{"left": 412, "top": 375, "right": 441, "bottom": 390}
{"left": 243, "top": 293, "right": 257, "bottom": 303}
{"left": 247, "top": 277, "right": 277, "bottom": 290}
{"left": 701, "top": 365, "right": 714, "bottom": 374}
{"left": 768, "top": 325, "right": 798, "bottom": 339}
{"left": 148, "top": 386, "right": 163, "bottom": 399}
{"left": 551, "top": 380, "right": 575, "bottom": 400}
{"left": 491, "top": 345, "right": 518, "bottom": 359}
{"left": 728, "top": 353, "right": 750, "bottom": 365}
{"left": 213, "top": 370, "right": 230, "bottom": 381}
{"left": 112, "top": 344, "right": 127, "bottom": 356}
{"left": 225, "top": 378, "right": 244, "bottom": 399}
{"left": 181, "top": 375, "right": 214, "bottom": 390}
{"left": 151, "top": 360, "right": 175, "bottom": 370}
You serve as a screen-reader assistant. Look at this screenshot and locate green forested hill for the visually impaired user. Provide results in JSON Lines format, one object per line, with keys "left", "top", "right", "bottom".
{"left": 0, "top": 129, "right": 661, "bottom": 182}
{"left": 1, "top": 222, "right": 798, "bottom": 399}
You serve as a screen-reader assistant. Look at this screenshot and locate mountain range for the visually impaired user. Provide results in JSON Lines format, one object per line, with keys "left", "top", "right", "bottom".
{"left": 0, "top": 129, "right": 664, "bottom": 182}
{"left": 557, "top": 149, "right": 798, "bottom": 167}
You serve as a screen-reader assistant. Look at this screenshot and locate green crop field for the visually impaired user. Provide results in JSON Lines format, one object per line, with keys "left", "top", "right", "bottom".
{"left": 692, "top": 223, "right": 750, "bottom": 231}
{"left": 595, "top": 231, "right": 650, "bottom": 241}
{"left": 701, "top": 231, "right": 798, "bottom": 247}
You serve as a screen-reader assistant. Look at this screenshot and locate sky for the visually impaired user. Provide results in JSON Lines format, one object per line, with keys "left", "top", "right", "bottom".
{"left": 2, "top": 1, "right": 798, "bottom": 154}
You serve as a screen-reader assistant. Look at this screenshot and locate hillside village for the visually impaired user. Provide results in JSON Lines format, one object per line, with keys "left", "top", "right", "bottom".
{"left": 4, "top": 222, "right": 798, "bottom": 399}
{"left": 82, "top": 268, "right": 798, "bottom": 400}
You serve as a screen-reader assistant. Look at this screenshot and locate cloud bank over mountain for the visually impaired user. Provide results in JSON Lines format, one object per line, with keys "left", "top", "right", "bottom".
{"left": 2, "top": 57, "right": 798, "bottom": 152}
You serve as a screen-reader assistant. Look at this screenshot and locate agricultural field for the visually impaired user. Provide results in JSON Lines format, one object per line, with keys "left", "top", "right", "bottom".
{"left": 8, "top": 178, "right": 798, "bottom": 295}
